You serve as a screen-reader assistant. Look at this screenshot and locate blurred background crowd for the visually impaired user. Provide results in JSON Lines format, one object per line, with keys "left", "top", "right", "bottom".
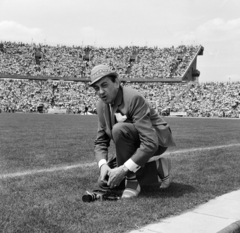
{"left": 0, "top": 41, "right": 239, "bottom": 118}
{"left": 0, "top": 79, "right": 239, "bottom": 118}
{"left": 0, "top": 41, "right": 198, "bottom": 79}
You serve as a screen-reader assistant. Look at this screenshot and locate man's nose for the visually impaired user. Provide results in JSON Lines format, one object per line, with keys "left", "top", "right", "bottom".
{"left": 99, "top": 88, "right": 104, "bottom": 94}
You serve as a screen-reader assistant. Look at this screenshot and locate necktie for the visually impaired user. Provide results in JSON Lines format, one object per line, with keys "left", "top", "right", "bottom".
{"left": 109, "top": 104, "right": 115, "bottom": 128}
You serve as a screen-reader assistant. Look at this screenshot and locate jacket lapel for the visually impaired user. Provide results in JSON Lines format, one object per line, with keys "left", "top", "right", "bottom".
{"left": 103, "top": 86, "right": 124, "bottom": 138}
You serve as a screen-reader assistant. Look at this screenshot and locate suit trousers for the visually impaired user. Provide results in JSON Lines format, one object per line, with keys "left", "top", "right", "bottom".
{"left": 112, "top": 122, "right": 168, "bottom": 186}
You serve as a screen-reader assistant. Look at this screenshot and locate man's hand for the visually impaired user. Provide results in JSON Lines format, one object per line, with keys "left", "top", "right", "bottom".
{"left": 107, "top": 165, "right": 128, "bottom": 188}
{"left": 100, "top": 164, "right": 111, "bottom": 182}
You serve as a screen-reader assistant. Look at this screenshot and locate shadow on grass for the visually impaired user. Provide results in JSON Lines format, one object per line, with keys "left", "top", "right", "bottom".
{"left": 140, "top": 182, "right": 197, "bottom": 198}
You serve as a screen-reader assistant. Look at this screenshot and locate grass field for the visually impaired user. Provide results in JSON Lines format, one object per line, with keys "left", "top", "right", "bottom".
{"left": 0, "top": 113, "right": 240, "bottom": 233}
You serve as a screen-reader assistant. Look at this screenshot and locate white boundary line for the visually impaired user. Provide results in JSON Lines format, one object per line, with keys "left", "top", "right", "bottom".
{"left": 1, "top": 143, "right": 240, "bottom": 179}
{"left": 167, "top": 116, "right": 240, "bottom": 120}
{"left": 0, "top": 162, "right": 96, "bottom": 179}
{"left": 148, "top": 143, "right": 240, "bottom": 162}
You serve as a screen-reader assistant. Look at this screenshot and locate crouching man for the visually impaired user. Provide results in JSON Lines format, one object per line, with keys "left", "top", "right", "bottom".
{"left": 90, "top": 65, "right": 176, "bottom": 198}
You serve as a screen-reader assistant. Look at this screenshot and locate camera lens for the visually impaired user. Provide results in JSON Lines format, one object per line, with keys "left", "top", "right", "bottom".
{"left": 82, "top": 194, "right": 93, "bottom": 202}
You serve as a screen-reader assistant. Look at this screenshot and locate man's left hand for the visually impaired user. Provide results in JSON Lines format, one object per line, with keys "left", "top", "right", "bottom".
{"left": 107, "top": 166, "right": 127, "bottom": 188}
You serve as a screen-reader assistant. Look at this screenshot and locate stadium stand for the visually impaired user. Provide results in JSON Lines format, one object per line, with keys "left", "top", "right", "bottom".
{"left": 0, "top": 41, "right": 239, "bottom": 118}
{"left": 0, "top": 41, "right": 202, "bottom": 82}
{"left": 0, "top": 79, "right": 239, "bottom": 118}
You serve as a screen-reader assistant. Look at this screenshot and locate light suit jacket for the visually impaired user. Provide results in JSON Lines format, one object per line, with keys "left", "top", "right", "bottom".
{"left": 94, "top": 85, "right": 176, "bottom": 167}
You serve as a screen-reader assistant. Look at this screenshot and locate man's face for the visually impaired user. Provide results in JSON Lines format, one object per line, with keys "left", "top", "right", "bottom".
{"left": 92, "top": 76, "right": 119, "bottom": 104}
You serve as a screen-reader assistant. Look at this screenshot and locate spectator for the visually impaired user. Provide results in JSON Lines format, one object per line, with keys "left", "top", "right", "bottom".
{"left": 0, "top": 43, "right": 4, "bottom": 53}
{"left": 83, "top": 103, "right": 89, "bottom": 115}
{"left": 35, "top": 48, "right": 42, "bottom": 65}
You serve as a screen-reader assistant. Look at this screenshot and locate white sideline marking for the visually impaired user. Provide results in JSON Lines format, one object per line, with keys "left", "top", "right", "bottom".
{"left": 1, "top": 143, "right": 240, "bottom": 179}
{"left": 149, "top": 143, "right": 240, "bottom": 162}
{"left": 0, "top": 162, "right": 96, "bottom": 179}
{"left": 168, "top": 143, "right": 240, "bottom": 155}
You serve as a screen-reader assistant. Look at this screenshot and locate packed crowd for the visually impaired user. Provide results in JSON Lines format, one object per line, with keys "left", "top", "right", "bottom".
{"left": 0, "top": 79, "right": 239, "bottom": 118}
{"left": 0, "top": 41, "right": 238, "bottom": 118}
{"left": 0, "top": 79, "right": 98, "bottom": 114}
{"left": 124, "top": 82, "right": 240, "bottom": 118}
{"left": 0, "top": 41, "right": 199, "bottom": 79}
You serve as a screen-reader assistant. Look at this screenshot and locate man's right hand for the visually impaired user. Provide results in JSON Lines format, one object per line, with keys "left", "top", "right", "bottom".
{"left": 100, "top": 164, "right": 111, "bottom": 181}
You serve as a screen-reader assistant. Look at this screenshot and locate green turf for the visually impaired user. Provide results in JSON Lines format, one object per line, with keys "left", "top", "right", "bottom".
{"left": 0, "top": 113, "right": 240, "bottom": 233}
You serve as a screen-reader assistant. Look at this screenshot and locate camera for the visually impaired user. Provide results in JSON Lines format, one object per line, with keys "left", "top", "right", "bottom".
{"left": 82, "top": 190, "right": 120, "bottom": 202}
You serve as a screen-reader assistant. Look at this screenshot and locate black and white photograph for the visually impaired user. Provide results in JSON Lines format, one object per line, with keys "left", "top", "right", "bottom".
{"left": 0, "top": 0, "right": 240, "bottom": 232}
